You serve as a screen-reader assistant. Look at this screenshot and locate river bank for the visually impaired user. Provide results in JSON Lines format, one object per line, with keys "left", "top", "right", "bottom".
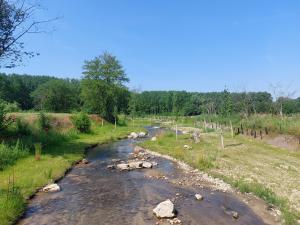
{"left": 0, "top": 123, "right": 144, "bottom": 225}
{"left": 18, "top": 127, "right": 279, "bottom": 225}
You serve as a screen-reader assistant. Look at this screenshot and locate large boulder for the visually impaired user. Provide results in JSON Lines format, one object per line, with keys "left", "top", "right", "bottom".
{"left": 138, "top": 132, "right": 147, "bottom": 138}
{"left": 142, "top": 161, "right": 153, "bottom": 168}
{"left": 195, "top": 193, "right": 203, "bottom": 200}
{"left": 153, "top": 199, "right": 175, "bottom": 218}
{"left": 128, "top": 161, "right": 143, "bottom": 169}
{"left": 116, "top": 163, "right": 130, "bottom": 170}
{"left": 128, "top": 132, "right": 138, "bottom": 139}
{"left": 42, "top": 183, "right": 60, "bottom": 192}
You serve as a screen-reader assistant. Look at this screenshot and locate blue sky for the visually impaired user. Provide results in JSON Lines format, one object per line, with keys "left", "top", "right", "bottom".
{"left": 2, "top": 0, "right": 300, "bottom": 97}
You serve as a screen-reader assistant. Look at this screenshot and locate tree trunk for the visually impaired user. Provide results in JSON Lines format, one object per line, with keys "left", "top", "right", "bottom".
{"left": 220, "top": 130, "right": 224, "bottom": 149}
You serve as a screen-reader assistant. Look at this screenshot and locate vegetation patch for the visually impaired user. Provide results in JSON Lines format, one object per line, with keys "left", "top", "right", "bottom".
{"left": 140, "top": 128, "right": 300, "bottom": 225}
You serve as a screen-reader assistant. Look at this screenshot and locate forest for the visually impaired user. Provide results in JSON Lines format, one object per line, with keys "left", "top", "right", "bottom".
{"left": 1, "top": 70, "right": 300, "bottom": 119}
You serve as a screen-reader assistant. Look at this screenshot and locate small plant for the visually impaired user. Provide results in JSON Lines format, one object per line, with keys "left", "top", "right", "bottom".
{"left": 43, "top": 169, "right": 53, "bottom": 183}
{"left": 70, "top": 112, "right": 91, "bottom": 133}
{"left": 34, "top": 143, "right": 42, "bottom": 161}
{"left": 38, "top": 112, "right": 51, "bottom": 132}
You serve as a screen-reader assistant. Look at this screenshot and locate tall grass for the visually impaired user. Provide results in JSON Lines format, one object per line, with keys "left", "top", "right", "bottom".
{"left": 0, "top": 141, "right": 29, "bottom": 171}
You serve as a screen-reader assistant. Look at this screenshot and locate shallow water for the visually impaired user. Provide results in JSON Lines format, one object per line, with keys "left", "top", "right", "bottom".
{"left": 18, "top": 128, "right": 269, "bottom": 225}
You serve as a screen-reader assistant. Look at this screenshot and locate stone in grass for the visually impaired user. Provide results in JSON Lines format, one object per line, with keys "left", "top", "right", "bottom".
{"left": 151, "top": 136, "right": 157, "bottom": 141}
{"left": 195, "top": 193, "right": 204, "bottom": 201}
{"left": 42, "top": 183, "right": 61, "bottom": 192}
{"left": 153, "top": 199, "right": 176, "bottom": 218}
{"left": 81, "top": 158, "right": 89, "bottom": 164}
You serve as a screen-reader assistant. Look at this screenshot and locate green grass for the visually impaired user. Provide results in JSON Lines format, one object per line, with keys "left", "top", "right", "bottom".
{"left": 0, "top": 141, "right": 29, "bottom": 170}
{"left": 0, "top": 119, "right": 144, "bottom": 225}
{"left": 140, "top": 130, "right": 300, "bottom": 225}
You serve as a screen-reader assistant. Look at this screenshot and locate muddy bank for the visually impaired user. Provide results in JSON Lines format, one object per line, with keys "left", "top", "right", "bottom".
{"left": 18, "top": 128, "right": 280, "bottom": 225}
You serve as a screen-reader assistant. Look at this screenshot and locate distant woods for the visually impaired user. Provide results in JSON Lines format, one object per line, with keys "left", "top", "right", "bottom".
{"left": 0, "top": 52, "right": 300, "bottom": 121}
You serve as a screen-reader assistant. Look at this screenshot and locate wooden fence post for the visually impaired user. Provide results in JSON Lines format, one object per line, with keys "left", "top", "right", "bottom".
{"left": 220, "top": 130, "right": 224, "bottom": 149}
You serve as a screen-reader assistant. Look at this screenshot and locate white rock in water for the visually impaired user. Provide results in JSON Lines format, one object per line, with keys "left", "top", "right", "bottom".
{"left": 117, "top": 163, "right": 130, "bottom": 170}
{"left": 142, "top": 161, "right": 153, "bottom": 168}
{"left": 42, "top": 183, "right": 60, "bottom": 192}
{"left": 128, "top": 132, "right": 138, "bottom": 139}
{"left": 195, "top": 193, "right": 203, "bottom": 200}
{"left": 153, "top": 199, "right": 175, "bottom": 218}
{"left": 128, "top": 161, "right": 143, "bottom": 169}
{"left": 138, "top": 132, "right": 147, "bottom": 138}
{"left": 151, "top": 137, "right": 157, "bottom": 141}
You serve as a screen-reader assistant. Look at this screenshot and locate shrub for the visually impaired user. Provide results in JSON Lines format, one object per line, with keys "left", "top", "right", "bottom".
{"left": 71, "top": 113, "right": 91, "bottom": 133}
{"left": 15, "top": 118, "right": 30, "bottom": 135}
{"left": 34, "top": 143, "right": 42, "bottom": 161}
{"left": 0, "top": 101, "right": 12, "bottom": 132}
{"left": 38, "top": 112, "right": 51, "bottom": 132}
{"left": 3, "top": 101, "right": 20, "bottom": 112}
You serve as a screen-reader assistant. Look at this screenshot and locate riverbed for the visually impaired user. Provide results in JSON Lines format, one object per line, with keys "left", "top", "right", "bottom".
{"left": 18, "top": 128, "right": 278, "bottom": 225}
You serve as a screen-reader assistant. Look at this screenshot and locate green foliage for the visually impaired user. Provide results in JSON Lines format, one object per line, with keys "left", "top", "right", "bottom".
{"left": 220, "top": 89, "right": 233, "bottom": 117}
{"left": 128, "top": 91, "right": 275, "bottom": 116}
{"left": 70, "top": 113, "right": 91, "bottom": 133}
{"left": 31, "top": 79, "right": 80, "bottom": 112}
{"left": 34, "top": 143, "right": 42, "bottom": 161}
{"left": 0, "top": 73, "right": 58, "bottom": 110}
{"left": 2, "top": 101, "right": 20, "bottom": 112}
{"left": 81, "top": 51, "right": 130, "bottom": 122}
{"left": 0, "top": 101, "right": 12, "bottom": 132}
{"left": 38, "top": 112, "right": 51, "bottom": 131}
{"left": 15, "top": 118, "right": 30, "bottom": 135}
{"left": 0, "top": 140, "right": 29, "bottom": 170}
{"left": 0, "top": 189, "right": 24, "bottom": 225}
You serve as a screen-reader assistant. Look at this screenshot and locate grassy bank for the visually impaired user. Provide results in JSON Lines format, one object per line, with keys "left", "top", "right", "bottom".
{"left": 146, "top": 114, "right": 300, "bottom": 137}
{"left": 0, "top": 114, "right": 144, "bottom": 225}
{"left": 140, "top": 130, "right": 300, "bottom": 224}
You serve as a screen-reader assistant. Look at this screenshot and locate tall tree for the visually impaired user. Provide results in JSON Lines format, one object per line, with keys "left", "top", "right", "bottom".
{"left": 81, "top": 51, "right": 129, "bottom": 122}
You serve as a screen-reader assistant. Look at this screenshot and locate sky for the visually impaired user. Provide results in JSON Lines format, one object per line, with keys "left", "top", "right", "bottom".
{"left": 2, "top": 0, "right": 300, "bottom": 97}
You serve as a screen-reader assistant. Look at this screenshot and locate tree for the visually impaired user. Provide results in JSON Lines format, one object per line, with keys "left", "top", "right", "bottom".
{"left": 82, "top": 51, "right": 129, "bottom": 85}
{"left": 81, "top": 51, "right": 129, "bottom": 122}
{"left": 0, "top": 0, "right": 55, "bottom": 68}
{"left": 31, "top": 79, "right": 80, "bottom": 112}
{"left": 221, "top": 89, "right": 233, "bottom": 117}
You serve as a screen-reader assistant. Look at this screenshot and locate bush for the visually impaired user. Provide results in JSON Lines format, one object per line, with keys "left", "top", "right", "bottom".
{"left": 15, "top": 118, "right": 30, "bottom": 135}
{"left": 38, "top": 112, "right": 51, "bottom": 132}
{"left": 4, "top": 101, "right": 20, "bottom": 112}
{"left": 71, "top": 113, "right": 91, "bottom": 133}
{"left": 0, "top": 101, "right": 12, "bottom": 132}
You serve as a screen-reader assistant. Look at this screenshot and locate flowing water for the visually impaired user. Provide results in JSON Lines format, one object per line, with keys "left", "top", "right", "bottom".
{"left": 18, "top": 128, "right": 274, "bottom": 225}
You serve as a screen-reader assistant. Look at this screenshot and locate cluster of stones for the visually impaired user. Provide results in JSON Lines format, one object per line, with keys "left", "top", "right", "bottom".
{"left": 128, "top": 131, "right": 147, "bottom": 139}
{"left": 107, "top": 146, "right": 157, "bottom": 171}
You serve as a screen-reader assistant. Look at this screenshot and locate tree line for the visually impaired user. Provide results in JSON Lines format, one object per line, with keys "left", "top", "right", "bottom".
{"left": 1, "top": 52, "right": 299, "bottom": 121}
{"left": 129, "top": 90, "right": 300, "bottom": 117}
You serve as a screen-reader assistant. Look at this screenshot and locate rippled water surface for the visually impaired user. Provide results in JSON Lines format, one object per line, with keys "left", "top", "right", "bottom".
{"left": 18, "top": 128, "right": 269, "bottom": 225}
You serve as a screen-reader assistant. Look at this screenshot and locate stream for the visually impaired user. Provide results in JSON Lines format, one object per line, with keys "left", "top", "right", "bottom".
{"left": 18, "top": 127, "right": 276, "bottom": 225}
